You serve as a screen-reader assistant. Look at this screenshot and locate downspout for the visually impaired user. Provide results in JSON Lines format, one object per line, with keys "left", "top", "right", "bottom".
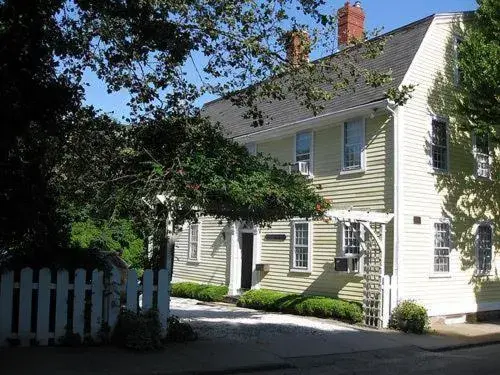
{"left": 386, "top": 102, "right": 400, "bottom": 306}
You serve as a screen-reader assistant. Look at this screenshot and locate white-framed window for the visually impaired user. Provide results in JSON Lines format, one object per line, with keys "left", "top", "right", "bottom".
{"left": 431, "top": 118, "right": 449, "bottom": 172}
{"left": 291, "top": 220, "right": 312, "bottom": 272}
{"left": 342, "top": 222, "right": 363, "bottom": 273}
{"left": 341, "top": 118, "right": 365, "bottom": 172}
{"left": 188, "top": 223, "right": 200, "bottom": 262}
{"left": 473, "top": 132, "right": 491, "bottom": 179}
{"left": 453, "top": 35, "right": 463, "bottom": 86}
{"left": 294, "top": 131, "right": 313, "bottom": 176}
{"left": 245, "top": 142, "right": 257, "bottom": 156}
{"left": 433, "top": 221, "right": 451, "bottom": 273}
{"left": 476, "top": 223, "right": 493, "bottom": 275}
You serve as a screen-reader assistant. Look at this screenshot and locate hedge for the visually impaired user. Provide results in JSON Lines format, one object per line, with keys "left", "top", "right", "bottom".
{"left": 389, "top": 300, "right": 429, "bottom": 334}
{"left": 171, "top": 282, "right": 228, "bottom": 302}
{"left": 237, "top": 289, "right": 363, "bottom": 324}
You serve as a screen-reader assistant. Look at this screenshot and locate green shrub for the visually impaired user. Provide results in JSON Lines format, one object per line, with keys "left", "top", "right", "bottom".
{"left": 171, "top": 282, "right": 228, "bottom": 302}
{"left": 389, "top": 300, "right": 429, "bottom": 334}
{"left": 111, "top": 309, "right": 164, "bottom": 351}
{"left": 237, "top": 289, "right": 363, "bottom": 324}
{"left": 166, "top": 315, "right": 198, "bottom": 342}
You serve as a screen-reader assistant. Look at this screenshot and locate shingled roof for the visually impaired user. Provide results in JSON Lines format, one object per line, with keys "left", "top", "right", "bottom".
{"left": 203, "top": 14, "right": 435, "bottom": 138}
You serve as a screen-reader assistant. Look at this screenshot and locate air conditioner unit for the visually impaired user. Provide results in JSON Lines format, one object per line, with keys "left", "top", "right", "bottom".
{"left": 290, "top": 161, "right": 310, "bottom": 176}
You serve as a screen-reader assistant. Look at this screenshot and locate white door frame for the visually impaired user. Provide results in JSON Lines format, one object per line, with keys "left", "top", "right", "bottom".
{"left": 226, "top": 222, "right": 261, "bottom": 296}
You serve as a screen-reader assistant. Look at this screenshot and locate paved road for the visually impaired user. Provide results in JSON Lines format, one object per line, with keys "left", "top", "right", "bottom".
{"left": 242, "top": 344, "right": 500, "bottom": 375}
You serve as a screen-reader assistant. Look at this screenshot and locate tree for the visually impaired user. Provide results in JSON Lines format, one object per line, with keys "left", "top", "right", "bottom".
{"left": 455, "top": 0, "right": 500, "bottom": 141}
{"left": 1, "top": 1, "right": 401, "bottom": 259}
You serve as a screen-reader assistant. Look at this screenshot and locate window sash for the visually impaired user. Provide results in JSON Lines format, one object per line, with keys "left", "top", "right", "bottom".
{"left": 293, "top": 222, "right": 309, "bottom": 269}
{"left": 431, "top": 119, "right": 448, "bottom": 171}
{"left": 343, "top": 120, "right": 363, "bottom": 170}
{"left": 295, "top": 132, "right": 311, "bottom": 162}
{"left": 343, "top": 223, "right": 361, "bottom": 255}
{"left": 433, "top": 222, "right": 450, "bottom": 273}
{"left": 474, "top": 133, "right": 491, "bottom": 178}
{"left": 477, "top": 225, "right": 492, "bottom": 274}
{"left": 188, "top": 224, "right": 199, "bottom": 261}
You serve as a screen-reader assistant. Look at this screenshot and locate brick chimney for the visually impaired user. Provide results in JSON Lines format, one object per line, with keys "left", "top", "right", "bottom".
{"left": 285, "top": 30, "right": 310, "bottom": 67}
{"left": 337, "top": 1, "right": 365, "bottom": 49}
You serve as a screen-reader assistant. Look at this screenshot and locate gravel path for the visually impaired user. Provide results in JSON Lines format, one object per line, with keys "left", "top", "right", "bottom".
{"left": 170, "top": 297, "right": 357, "bottom": 344}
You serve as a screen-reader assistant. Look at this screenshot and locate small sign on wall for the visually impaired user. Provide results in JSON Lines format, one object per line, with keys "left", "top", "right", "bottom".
{"left": 264, "top": 234, "right": 286, "bottom": 241}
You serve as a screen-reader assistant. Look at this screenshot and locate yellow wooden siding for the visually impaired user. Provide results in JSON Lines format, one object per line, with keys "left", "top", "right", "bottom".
{"left": 172, "top": 217, "right": 228, "bottom": 286}
{"left": 398, "top": 17, "right": 500, "bottom": 316}
{"left": 256, "top": 114, "right": 393, "bottom": 301}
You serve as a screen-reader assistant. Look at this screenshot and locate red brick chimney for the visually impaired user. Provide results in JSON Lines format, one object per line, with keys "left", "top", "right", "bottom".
{"left": 337, "top": 1, "right": 365, "bottom": 48}
{"left": 285, "top": 30, "right": 311, "bottom": 67}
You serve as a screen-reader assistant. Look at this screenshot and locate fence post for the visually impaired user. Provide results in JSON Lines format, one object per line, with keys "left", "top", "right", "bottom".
{"left": 0, "top": 271, "right": 14, "bottom": 346}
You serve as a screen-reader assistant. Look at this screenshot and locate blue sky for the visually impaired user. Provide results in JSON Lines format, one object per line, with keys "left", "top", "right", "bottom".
{"left": 83, "top": 0, "right": 477, "bottom": 120}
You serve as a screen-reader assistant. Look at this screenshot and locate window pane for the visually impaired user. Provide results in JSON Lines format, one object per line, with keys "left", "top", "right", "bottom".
{"left": 434, "top": 222, "right": 450, "bottom": 273}
{"left": 431, "top": 120, "right": 448, "bottom": 171}
{"left": 344, "top": 223, "right": 361, "bottom": 255}
{"left": 294, "top": 223, "right": 309, "bottom": 268}
{"left": 477, "top": 225, "right": 492, "bottom": 274}
{"left": 296, "top": 132, "right": 311, "bottom": 161}
{"left": 189, "top": 224, "right": 199, "bottom": 260}
{"left": 343, "top": 121, "right": 363, "bottom": 170}
{"left": 475, "top": 133, "right": 490, "bottom": 178}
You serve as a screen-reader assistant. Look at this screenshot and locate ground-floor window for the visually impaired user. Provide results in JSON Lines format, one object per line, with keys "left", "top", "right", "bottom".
{"left": 188, "top": 223, "right": 200, "bottom": 262}
{"left": 342, "top": 222, "right": 362, "bottom": 273}
{"left": 433, "top": 221, "right": 450, "bottom": 273}
{"left": 476, "top": 223, "right": 493, "bottom": 275}
{"left": 291, "top": 221, "right": 312, "bottom": 272}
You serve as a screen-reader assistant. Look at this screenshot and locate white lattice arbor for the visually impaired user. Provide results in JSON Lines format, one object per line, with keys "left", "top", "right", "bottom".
{"left": 325, "top": 209, "right": 394, "bottom": 328}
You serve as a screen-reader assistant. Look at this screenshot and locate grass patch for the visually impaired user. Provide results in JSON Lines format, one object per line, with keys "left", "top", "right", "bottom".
{"left": 237, "top": 289, "right": 363, "bottom": 324}
{"left": 171, "top": 282, "right": 228, "bottom": 302}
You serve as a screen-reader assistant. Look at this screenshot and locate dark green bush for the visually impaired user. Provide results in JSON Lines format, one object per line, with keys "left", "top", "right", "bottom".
{"left": 237, "top": 289, "right": 363, "bottom": 324}
{"left": 389, "top": 300, "right": 429, "bottom": 334}
{"left": 111, "top": 309, "right": 164, "bottom": 351}
{"left": 166, "top": 315, "right": 198, "bottom": 342}
{"left": 171, "top": 282, "right": 228, "bottom": 302}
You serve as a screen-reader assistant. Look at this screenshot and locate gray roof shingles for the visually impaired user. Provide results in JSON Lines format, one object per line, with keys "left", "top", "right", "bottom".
{"left": 202, "top": 15, "right": 434, "bottom": 138}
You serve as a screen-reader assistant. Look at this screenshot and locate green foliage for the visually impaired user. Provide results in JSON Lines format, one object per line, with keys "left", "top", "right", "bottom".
{"left": 389, "top": 300, "right": 429, "bottom": 334}
{"left": 171, "top": 282, "right": 228, "bottom": 302}
{"left": 166, "top": 315, "right": 198, "bottom": 342}
{"left": 237, "top": 289, "right": 363, "bottom": 324}
{"left": 70, "top": 219, "right": 145, "bottom": 274}
{"left": 455, "top": 0, "right": 500, "bottom": 142}
{"left": 111, "top": 309, "right": 164, "bottom": 351}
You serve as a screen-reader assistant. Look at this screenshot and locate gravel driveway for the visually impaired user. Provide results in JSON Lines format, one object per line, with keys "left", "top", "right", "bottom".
{"left": 170, "top": 297, "right": 357, "bottom": 344}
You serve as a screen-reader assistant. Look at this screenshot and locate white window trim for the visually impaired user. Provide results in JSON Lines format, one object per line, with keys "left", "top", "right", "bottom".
{"left": 187, "top": 222, "right": 201, "bottom": 262}
{"left": 341, "top": 222, "right": 365, "bottom": 274}
{"left": 430, "top": 218, "right": 452, "bottom": 277}
{"left": 293, "top": 131, "right": 314, "bottom": 177}
{"left": 453, "top": 35, "right": 463, "bottom": 87}
{"left": 472, "top": 132, "right": 492, "bottom": 180}
{"left": 340, "top": 118, "right": 366, "bottom": 175}
{"left": 474, "top": 221, "right": 495, "bottom": 277}
{"left": 429, "top": 115, "right": 450, "bottom": 174}
{"left": 245, "top": 142, "right": 257, "bottom": 156}
{"left": 290, "top": 220, "right": 313, "bottom": 273}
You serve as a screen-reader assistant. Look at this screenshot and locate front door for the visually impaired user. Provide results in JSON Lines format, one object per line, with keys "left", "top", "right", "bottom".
{"left": 240, "top": 233, "right": 254, "bottom": 290}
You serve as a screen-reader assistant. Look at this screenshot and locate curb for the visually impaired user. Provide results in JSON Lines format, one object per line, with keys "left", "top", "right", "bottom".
{"left": 420, "top": 339, "right": 500, "bottom": 352}
{"left": 163, "top": 362, "right": 295, "bottom": 375}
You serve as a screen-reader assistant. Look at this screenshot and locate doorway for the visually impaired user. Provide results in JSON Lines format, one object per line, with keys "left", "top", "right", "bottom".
{"left": 240, "top": 233, "right": 254, "bottom": 290}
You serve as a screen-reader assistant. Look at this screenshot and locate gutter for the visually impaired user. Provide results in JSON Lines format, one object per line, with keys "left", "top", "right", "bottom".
{"left": 234, "top": 99, "right": 388, "bottom": 142}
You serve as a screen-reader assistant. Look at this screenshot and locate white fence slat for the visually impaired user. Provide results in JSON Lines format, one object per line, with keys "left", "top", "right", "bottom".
{"left": 142, "top": 269, "right": 153, "bottom": 310}
{"left": 36, "top": 268, "right": 51, "bottom": 345}
{"left": 90, "top": 270, "right": 103, "bottom": 338}
{"left": 72, "top": 269, "right": 86, "bottom": 337}
{"left": 55, "top": 270, "right": 69, "bottom": 340}
{"left": 18, "top": 267, "right": 33, "bottom": 346}
{"left": 157, "top": 269, "right": 170, "bottom": 329}
{"left": 107, "top": 269, "right": 121, "bottom": 329}
{"left": 0, "top": 271, "right": 14, "bottom": 346}
{"left": 126, "top": 270, "right": 138, "bottom": 312}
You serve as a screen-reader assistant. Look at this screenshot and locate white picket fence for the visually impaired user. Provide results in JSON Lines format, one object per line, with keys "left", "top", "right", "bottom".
{"left": 0, "top": 268, "right": 170, "bottom": 347}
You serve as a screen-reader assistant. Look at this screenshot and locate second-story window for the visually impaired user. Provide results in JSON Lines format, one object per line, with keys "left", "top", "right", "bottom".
{"left": 431, "top": 118, "right": 448, "bottom": 172}
{"left": 474, "top": 132, "right": 491, "bottom": 179}
{"left": 295, "top": 131, "right": 312, "bottom": 174}
{"left": 342, "top": 119, "right": 365, "bottom": 171}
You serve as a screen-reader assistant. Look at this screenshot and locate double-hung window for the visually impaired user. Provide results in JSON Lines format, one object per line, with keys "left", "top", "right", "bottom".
{"left": 294, "top": 131, "right": 312, "bottom": 176}
{"left": 342, "top": 119, "right": 365, "bottom": 172}
{"left": 476, "top": 224, "right": 493, "bottom": 275}
{"left": 473, "top": 132, "right": 491, "bottom": 179}
{"left": 433, "top": 221, "right": 451, "bottom": 273}
{"left": 431, "top": 118, "right": 448, "bottom": 172}
{"left": 291, "top": 221, "right": 312, "bottom": 272}
{"left": 343, "top": 222, "right": 362, "bottom": 273}
{"left": 188, "top": 224, "right": 200, "bottom": 262}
